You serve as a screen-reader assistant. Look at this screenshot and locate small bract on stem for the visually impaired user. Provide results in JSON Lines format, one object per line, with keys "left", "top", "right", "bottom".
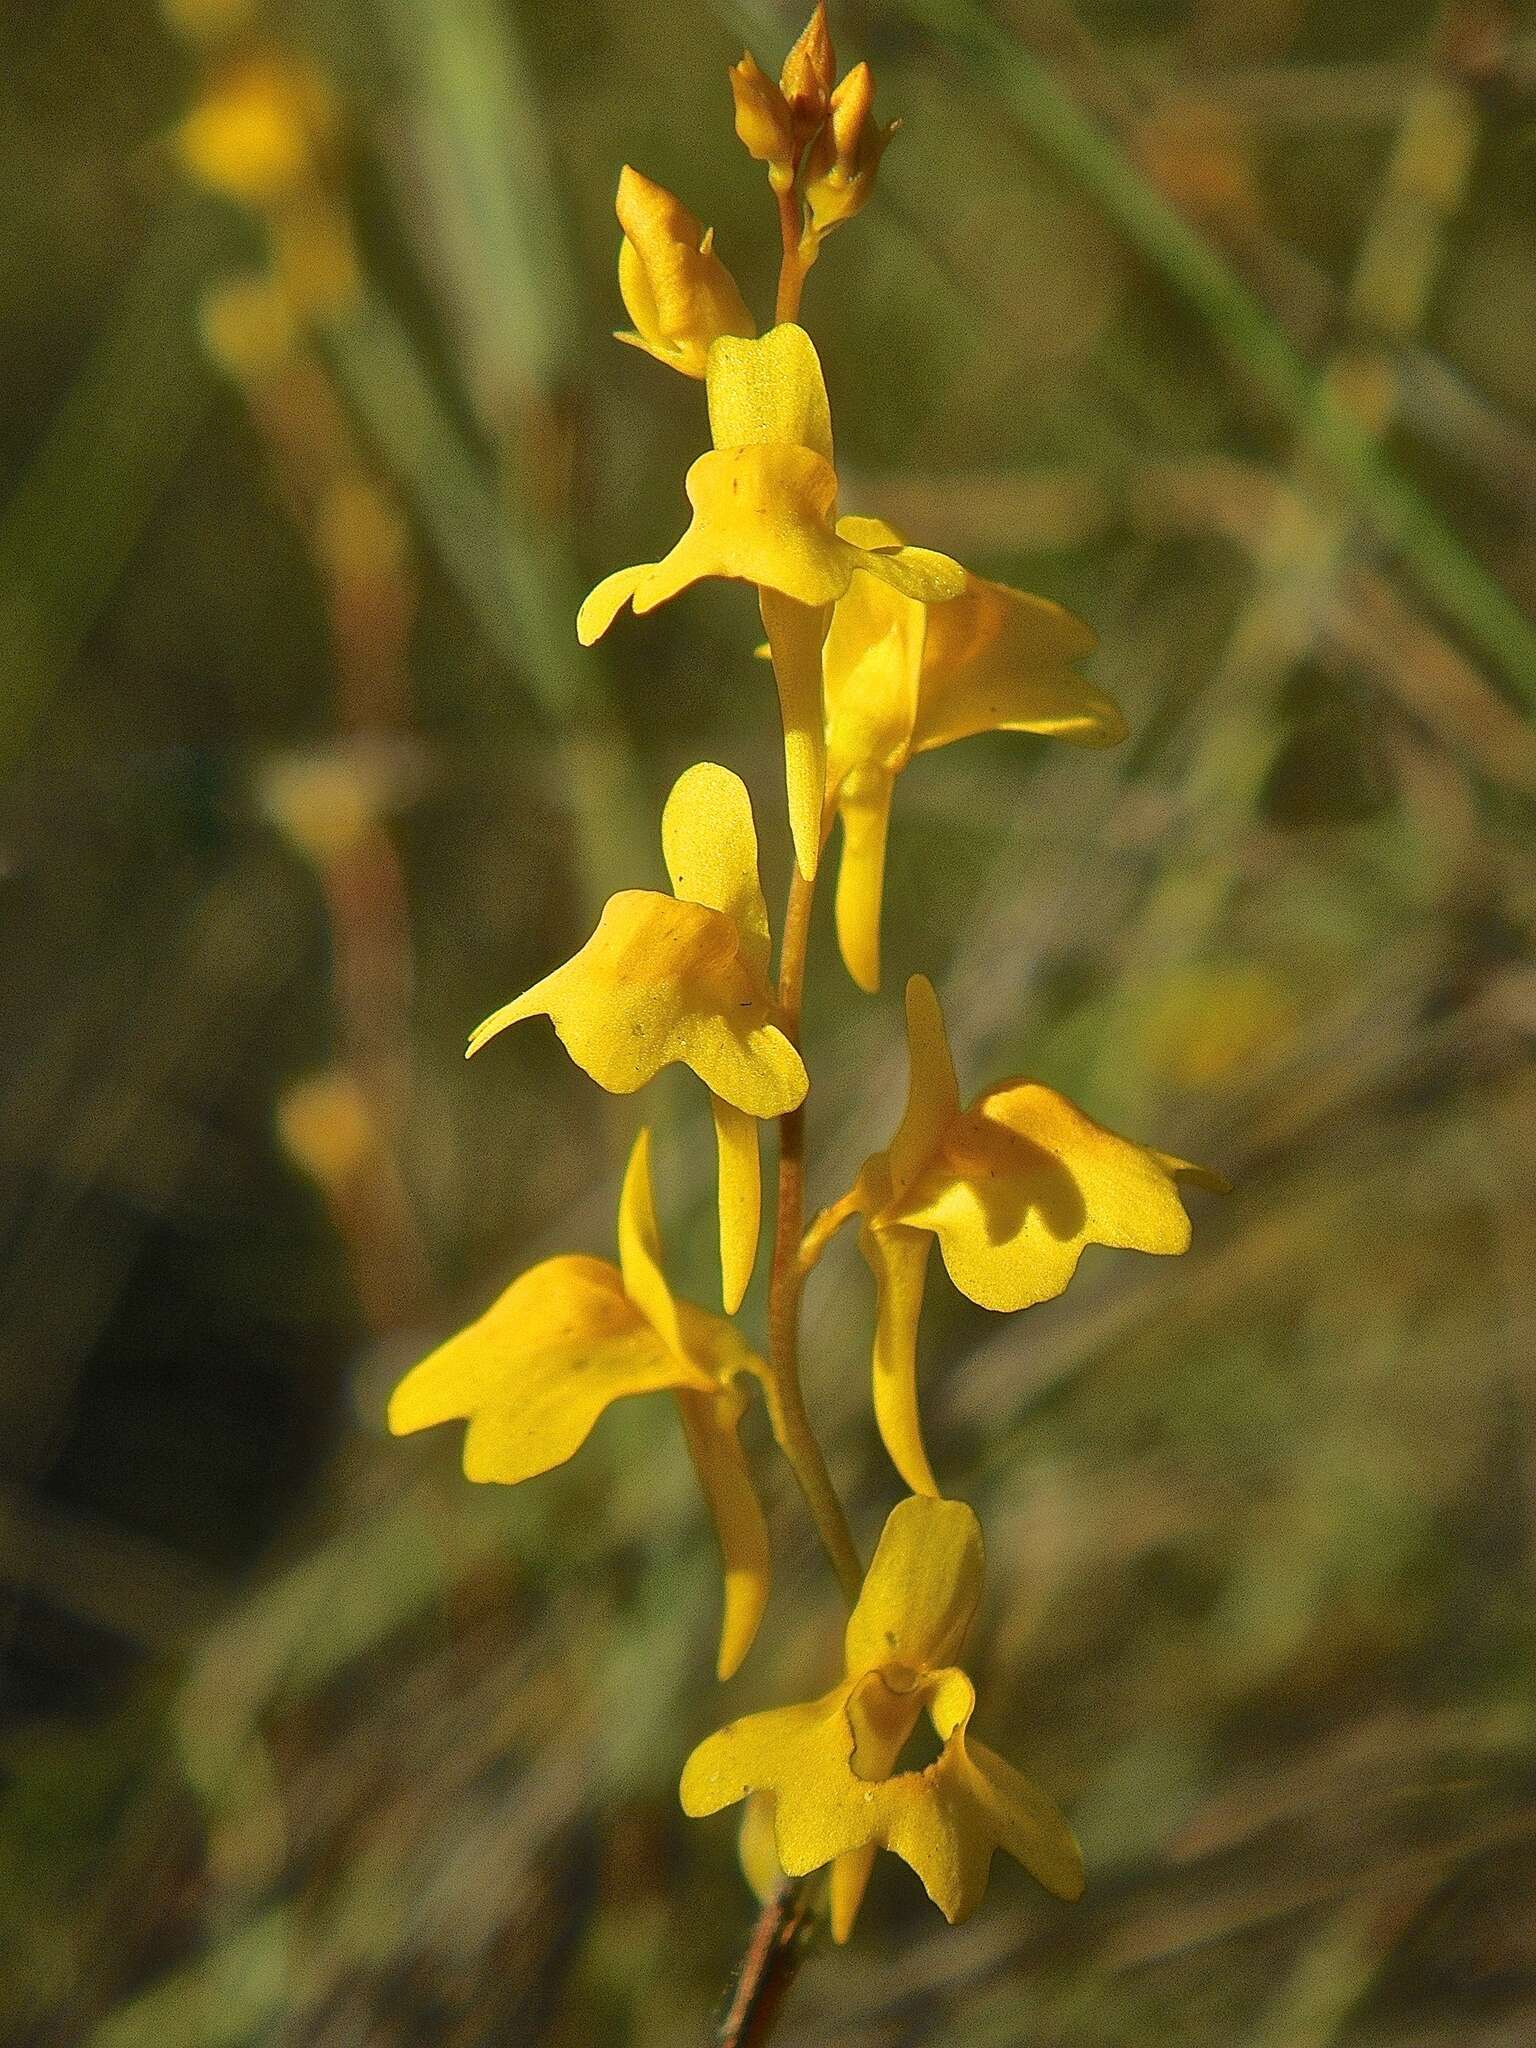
{"left": 384, "top": 3, "right": 1225, "bottom": 2035}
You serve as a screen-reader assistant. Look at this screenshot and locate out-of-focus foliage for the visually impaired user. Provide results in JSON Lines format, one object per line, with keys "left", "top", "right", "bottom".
{"left": 3, "top": 0, "right": 1536, "bottom": 2042}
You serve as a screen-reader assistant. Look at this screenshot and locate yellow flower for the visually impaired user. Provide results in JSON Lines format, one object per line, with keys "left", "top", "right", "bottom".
{"left": 468, "top": 764, "right": 802, "bottom": 1314}
{"left": 614, "top": 167, "right": 756, "bottom": 380}
{"left": 577, "top": 324, "right": 965, "bottom": 879}
{"left": 854, "top": 977, "right": 1223, "bottom": 1494}
{"left": 390, "top": 1130, "right": 771, "bottom": 1680}
{"left": 682, "top": 1494, "right": 1082, "bottom": 1938}
{"left": 821, "top": 521, "right": 1126, "bottom": 991}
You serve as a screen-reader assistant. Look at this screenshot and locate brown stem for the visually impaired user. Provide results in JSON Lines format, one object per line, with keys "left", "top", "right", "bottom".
{"left": 716, "top": 1883, "right": 817, "bottom": 2047}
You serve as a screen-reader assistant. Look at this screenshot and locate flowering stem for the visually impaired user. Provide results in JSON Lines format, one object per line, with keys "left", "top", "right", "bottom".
{"left": 765, "top": 859, "right": 864, "bottom": 1607}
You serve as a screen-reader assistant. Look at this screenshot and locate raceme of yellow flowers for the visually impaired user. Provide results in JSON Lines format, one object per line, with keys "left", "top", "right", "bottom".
{"left": 388, "top": 3, "right": 1223, "bottom": 1951}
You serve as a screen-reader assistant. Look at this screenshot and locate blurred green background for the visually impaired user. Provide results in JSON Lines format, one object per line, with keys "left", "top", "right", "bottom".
{"left": 5, "top": 0, "right": 1536, "bottom": 2041}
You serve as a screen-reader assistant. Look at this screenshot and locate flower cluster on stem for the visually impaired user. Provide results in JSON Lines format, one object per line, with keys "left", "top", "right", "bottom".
{"left": 387, "top": 1, "right": 1224, "bottom": 1995}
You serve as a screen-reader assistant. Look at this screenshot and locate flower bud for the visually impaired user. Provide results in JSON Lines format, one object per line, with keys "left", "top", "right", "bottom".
{"left": 728, "top": 51, "right": 795, "bottom": 170}
{"left": 613, "top": 166, "right": 755, "bottom": 379}
{"left": 803, "top": 64, "right": 896, "bottom": 234}
{"left": 779, "top": 1, "right": 836, "bottom": 147}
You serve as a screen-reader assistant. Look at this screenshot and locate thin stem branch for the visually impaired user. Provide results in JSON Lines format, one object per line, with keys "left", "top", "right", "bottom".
{"left": 799, "top": 1187, "right": 861, "bottom": 1277}
{"left": 765, "top": 861, "right": 864, "bottom": 1606}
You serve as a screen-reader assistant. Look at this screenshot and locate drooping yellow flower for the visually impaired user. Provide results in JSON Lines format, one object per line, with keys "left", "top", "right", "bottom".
{"left": 613, "top": 167, "right": 756, "bottom": 380}
{"left": 577, "top": 324, "right": 965, "bottom": 879}
{"left": 822, "top": 520, "right": 1126, "bottom": 991}
{"left": 390, "top": 1130, "right": 771, "bottom": 1679}
{"left": 468, "top": 764, "right": 801, "bottom": 1313}
{"left": 853, "top": 977, "right": 1223, "bottom": 1495}
{"left": 682, "top": 1494, "right": 1082, "bottom": 1938}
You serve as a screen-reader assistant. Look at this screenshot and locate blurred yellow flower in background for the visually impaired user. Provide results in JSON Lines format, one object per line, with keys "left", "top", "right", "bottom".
{"left": 176, "top": 53, "right": 338, "bottom": 208}
{"left": 682, "top": 1494, "right": 1082, "bottom": 1938}
{"left": 390, "top": 1130, "right": 771, "bottom": 1680}
{"left": 1136, "top": 961, "right": 1299, "bottom": 1088}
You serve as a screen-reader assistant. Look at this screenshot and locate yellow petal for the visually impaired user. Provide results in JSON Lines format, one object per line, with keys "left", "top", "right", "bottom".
{"left": 913, "top": 659, "right": 1126, "bottom": 753}
{"left": 663, "top": 762, "right": 772, "bottom": 979}
{"left": 469, "top": 890, "right": 805, "bottom": 1116}
{"left": 729, "top": 52, "right": 796, "bottom": 170}
{"left": 906, "top": 569, "right": 1120, "bottom": 753}
{"left": 706, "top": 323, "right": 834, "bottom": 464}
{"left": 960, "top": 1735, "right": 1084, "bottom": 1903}
{"left": 675, "top": 1293, "right": 767, "bottom": 1388}
{"left": 577, "top": 563, "right": 647, "bottom": 645}
{"left": 576, "top": 452, "right": 961, "bottom": 652}
{"left": 823, "top": 578, "right": 922, "bottom": 797}
{"left": 683, "top": 1649, "right": 1083, "bottom": 1928}
{"left": 581, "top": 447, "right": 853, "bottom": 645}
{"left": 853, "top": 545, "right": 966, "bottom": 606}
{"left": 711, "top": 1095, "right": 761, "bottom": 1314}
{"left": 923, "top": 572, "right": 1097, "bottom": 675}
{"left": 706, "top": 1020, "right": 810, "bottom": 1119}
{"left": 828, "top": 1670, "right": 923, "bottom": 1935}
{"left": 681, "top": 1681, "right": 850, "bottom": 1822}
{"left": 681, "top": 1680, "right": 880, "bottom": 1879}
{"left": 833, "top": 765, "right": 895, "bottom": 994}
{"left": 668, "top": 446, "right": 847, "bottom": 605}
{"left": 862, "top": 1222, "right": 938, "bottom": 1497}
{"left": 844, "top": 1495, "right": 983, "bottom": 1679}
{"left": 388, "top": 1253, "right": 701, "bottom": 1483}
{"left": 674, "top": 1380, "right": 771, "bottom": 1679}
{"left": 617, "top": 1127, "right": 687, "bottom": 1361}
{"left": 893, "top": 1081, "right": 1207, "bottom": 1312}
{"left": 888, "top": 975, "right": 961, "bottom": 1200}
{"left": 881, "top": 1670, "right": 1082, "bottom": 1919}
{"left": 835, "top": 512, "right": 906, "bottom": 552}
{"left": 760, "top": 588, "right": 831, "bottom": 879}
{"left": 615, "top": 235, "right": 661, "bottom": 355}
{"left": 911, "top": 575, "right": 1123, "bottom": 754}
